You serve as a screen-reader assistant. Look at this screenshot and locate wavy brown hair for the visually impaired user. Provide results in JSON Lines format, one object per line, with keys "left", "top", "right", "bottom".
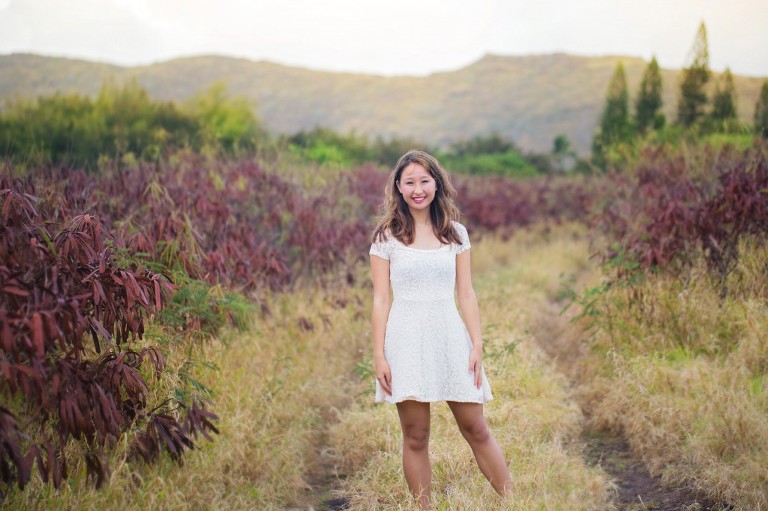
{"left": 372, "top": 150, "right": 463, "bottom": 246}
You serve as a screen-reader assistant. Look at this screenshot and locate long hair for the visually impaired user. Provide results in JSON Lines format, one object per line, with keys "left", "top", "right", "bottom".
{"left": 372, "top": 150, "right": 463, "bottom": 246}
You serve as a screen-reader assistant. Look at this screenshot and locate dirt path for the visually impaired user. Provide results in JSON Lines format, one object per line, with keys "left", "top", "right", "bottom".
{"left": 304, "top": 429, "right": 350, "bottom": 511}
{"left": 532, "top": 299, "right": 723, "bottom": 511}
{"left": 284, "top": 403, "right": 352, "bottom": 511}
{"left": 284, "top": 419, "right": 352, "bottom": 511}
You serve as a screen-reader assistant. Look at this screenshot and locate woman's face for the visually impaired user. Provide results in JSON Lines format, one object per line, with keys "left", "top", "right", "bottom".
{"left": 396, "top": 162, "right": 437, "bottom": 212}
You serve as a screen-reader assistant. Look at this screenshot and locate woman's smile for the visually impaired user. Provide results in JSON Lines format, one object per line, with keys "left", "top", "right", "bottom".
{"left": 397, "top": 163, "right": 436, "bottom": 210}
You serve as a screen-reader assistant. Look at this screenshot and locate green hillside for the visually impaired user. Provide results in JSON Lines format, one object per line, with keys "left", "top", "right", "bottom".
{"left": 0, "top": 52, "right": 764, "bottom": 154}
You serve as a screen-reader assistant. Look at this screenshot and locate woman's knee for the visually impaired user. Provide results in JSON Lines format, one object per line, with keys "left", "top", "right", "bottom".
{"left": 402, "top": 424, "right": 430, "bottom": 451}
{"left": 459, "top": 415, "right": 491, "bottom": 444}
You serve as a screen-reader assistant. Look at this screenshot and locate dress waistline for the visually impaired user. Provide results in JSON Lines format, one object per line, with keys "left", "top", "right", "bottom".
{"left": 392, "top": 296, "right": 455, "bottom": 303}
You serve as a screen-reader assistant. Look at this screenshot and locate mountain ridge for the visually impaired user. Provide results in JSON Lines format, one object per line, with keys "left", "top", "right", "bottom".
{"left": 1, "top": 52, "right": 764, "bottom": 155}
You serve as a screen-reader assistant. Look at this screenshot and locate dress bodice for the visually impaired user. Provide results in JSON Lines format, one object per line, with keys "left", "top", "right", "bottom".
{"left": 369, "top": 221, "right": 471, "bottom": 302}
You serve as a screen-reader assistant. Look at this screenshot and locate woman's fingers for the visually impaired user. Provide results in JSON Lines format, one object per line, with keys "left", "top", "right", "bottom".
{"left": 375, "top": 359, "right": 392, "bottom": 395}
{"left": 469, "top": 353, "right": 482, "bottom": 389}
{"left": 378, "top": 369, "right": 392, "bottom": 395}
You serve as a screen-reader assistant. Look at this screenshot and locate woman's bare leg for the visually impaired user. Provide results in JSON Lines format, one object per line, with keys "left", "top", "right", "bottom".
{"left": 447, "top": 401, "right": 511, "bottom": 496}
{"left": 396, "top": 400, "right": 432, "bottom": 509}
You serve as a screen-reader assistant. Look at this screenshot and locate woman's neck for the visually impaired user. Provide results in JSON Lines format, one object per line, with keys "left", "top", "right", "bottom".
{"left": 409, "top": 208, "right": 431, "bottom": 227}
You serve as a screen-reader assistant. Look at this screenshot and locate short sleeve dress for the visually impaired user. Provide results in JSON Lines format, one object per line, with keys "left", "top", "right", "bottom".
{"left": 369, "top": 220, "right": 493, "bottom": 404}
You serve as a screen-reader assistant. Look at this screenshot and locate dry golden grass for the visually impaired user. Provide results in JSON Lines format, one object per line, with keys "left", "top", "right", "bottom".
{"left": 18, "top": 222, "right": 767, "bottom": 509}
{"left": 328, "top": 225, "right": 614, "bottom": 510}
{"left": 4, "top": 273, "right": 372, "bottom": 510}
{"left": 569, "top": 241, "right": 768, "bottom": 509}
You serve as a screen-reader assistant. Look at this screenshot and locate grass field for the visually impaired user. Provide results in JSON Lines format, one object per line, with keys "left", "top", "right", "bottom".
{"left": 6, "top": 223, "right": 766, "bottom": 510}
{"left": 5, "top": 225, "right": 613, "bottom": 510}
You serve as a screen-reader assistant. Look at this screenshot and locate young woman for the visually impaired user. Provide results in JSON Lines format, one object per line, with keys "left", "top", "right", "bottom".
{"left": 369, "top": 150, "right": 511, "bottom": 508}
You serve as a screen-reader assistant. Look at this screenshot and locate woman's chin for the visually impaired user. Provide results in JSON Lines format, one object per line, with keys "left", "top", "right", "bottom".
{"left": 408, "top": 200, "right": 433, "bottom": 210}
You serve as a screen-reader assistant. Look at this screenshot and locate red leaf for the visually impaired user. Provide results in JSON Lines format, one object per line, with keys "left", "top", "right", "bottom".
{"left": 31, "top": 312, "right": 45, "bottom": 358}
{"left": 153, "top": 279, "right": 162, "bottom": 311}
{"left": 3, "top": 285, "right": 30, "bottom": 297}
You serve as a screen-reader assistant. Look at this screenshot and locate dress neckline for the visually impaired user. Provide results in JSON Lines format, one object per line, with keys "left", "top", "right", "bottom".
{"left": 396, "top": 240, "right": 451, "bottom": 252}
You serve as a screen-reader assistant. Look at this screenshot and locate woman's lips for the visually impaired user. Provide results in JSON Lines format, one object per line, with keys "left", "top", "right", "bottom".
{"left": 412, "top": 196, "right": 426, "bottom": 204}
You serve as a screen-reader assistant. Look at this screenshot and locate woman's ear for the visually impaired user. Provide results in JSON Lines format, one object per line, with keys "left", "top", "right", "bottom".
{"left": 395, "top": 180, "right": 401, "bottom": 194}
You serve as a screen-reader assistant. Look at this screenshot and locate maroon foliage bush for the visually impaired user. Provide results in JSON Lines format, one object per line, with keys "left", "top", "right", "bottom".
{"left": 594, "top": 143, "right": 768, "bottom": 283}
{"left": 456, "top": 174, "right": 599, "bottom": 237}
{"left": 0, "top": 175, "right": 216, "bottom": 496}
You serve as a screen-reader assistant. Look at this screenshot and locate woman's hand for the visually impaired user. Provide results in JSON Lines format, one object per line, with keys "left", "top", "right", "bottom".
{"left": 375, "top": 356, "right": 392, "bottom": 396}
{"left": 469, "top": 346, "right": 483, "bottom": 389}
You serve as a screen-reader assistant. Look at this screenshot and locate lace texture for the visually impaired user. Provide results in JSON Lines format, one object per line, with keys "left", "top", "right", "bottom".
{"left": 370, "top": 221, "right": 493, "bottom": 403}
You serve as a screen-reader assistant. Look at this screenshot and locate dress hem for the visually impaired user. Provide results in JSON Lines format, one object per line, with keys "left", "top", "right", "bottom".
{"left": 375, "top": 396, "right": 494, "bottom": 404}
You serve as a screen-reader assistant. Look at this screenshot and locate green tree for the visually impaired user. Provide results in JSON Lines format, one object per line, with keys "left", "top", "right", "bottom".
{"left": 371, "top": 135, "right": 427, "bottom": 166}
{"left": 0, "top": 93, "right": 96, "bottom": 165}
{"left": 551, "top": 134, "right": 576, "bottom": 172}
{"left": 592, "top": 62, "right": 631, "bottom": 167}
{"left": 449, "top": 133, "right": 516, "bottom": 156}
{"left": 755, "top": 81, "right": 768, "bottom": 138}
{"left": 95, "top": 78, "right": 197, "bottom": 161}
{"left": 710, "top": 68, "right": 737, "bottom": 129}
{"left": 599, "top": 63, "right": 631, "bottom": 142}
{"left": 439, "top": 133, "right": 540, "bottom": 177}
{"left": 288, "top": 126, "right": 371, "bottom": 166}
{"left": 677, "top": 22, "right": 711, "bottom": 127}
{"left": 552, "top": 134, "right": 572, "bottom": 155}
{"left": 635, "top": 56, "right": 665, "bottom": 133}
{"left": 184, "top": 82, "right": 263, "bottom": 152}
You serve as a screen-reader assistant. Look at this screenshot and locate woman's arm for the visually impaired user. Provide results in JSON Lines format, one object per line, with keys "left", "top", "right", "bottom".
{"left": 456, "top": 249, "right": 483, "bottom": 389}
{"left": 371, "top": 255, "right": 392, "bottom": 395}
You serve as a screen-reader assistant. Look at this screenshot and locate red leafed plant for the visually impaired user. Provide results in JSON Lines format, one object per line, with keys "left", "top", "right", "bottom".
{"left": 0, "top": 175, "right": 217, "bottom": 497}
{"left": 594, "top": 143, "right": 768, "bottom": 286}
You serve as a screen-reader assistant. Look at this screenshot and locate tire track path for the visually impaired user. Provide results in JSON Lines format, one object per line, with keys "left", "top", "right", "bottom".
{"left": 532, "top": 294, "right": 722, "bottom": 511}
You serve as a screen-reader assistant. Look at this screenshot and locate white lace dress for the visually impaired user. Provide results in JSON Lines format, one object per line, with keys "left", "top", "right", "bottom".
{"left": 369, "top": 221, "right": 493, "bottom": 404}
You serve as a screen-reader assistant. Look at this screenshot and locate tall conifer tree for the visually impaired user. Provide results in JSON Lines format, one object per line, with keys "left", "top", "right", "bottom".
{"left": 635, "top": 56, "right": 664, "bottom": 133}
{"left": 677, "top": 22, "right": 711, "bottom": 127}
{"left": 756, "top": 81, "right": 768, "bottom": 138}
{"left": 592, "top": 62, "right": 631, "bottom": 167}
{"left": 710, "top": 68, "right": 737, "bottom": 126}
{"left": 599, "top": 62, "right": 630, "bottom": 142}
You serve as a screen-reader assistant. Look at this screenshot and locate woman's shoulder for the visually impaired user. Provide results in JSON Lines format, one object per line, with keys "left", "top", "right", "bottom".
{"left": 450, "top": 220, "right": 471, "bottom": 253}
{"left": 373, "top": 227, "right": 395, "bottom": 243}
{"left": 450, "top": 220, "right": 469, "bottom": 237}
{"left": 370, "top": 228, "right": 398, "bottom": 260}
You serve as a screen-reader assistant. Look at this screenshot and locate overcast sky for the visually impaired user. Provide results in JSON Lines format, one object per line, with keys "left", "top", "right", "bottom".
{"left": 1, "top": 0, "right": 766, "bottom": 77}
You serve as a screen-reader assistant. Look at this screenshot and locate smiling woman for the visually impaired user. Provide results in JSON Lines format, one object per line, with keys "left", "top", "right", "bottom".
{"left": 367, "top": 150, "right": 510, "bottom": 509}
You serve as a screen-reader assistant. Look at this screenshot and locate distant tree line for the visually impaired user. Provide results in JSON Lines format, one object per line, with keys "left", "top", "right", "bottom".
{"left": 287, "top": 128, "right": 589, "bottom": 177}
{"left": 0, "top": 76, "right": 587, "bottom": 177}
{"left": 593, "top": 22, "right": 768, "bottom": 169}
{"left": 0, "top": 79, "right": 264, "bottom": 169}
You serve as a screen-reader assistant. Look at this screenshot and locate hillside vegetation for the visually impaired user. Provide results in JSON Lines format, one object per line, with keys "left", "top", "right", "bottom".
{"left": 1, "top": 52, "right": 764, "bottom": 154}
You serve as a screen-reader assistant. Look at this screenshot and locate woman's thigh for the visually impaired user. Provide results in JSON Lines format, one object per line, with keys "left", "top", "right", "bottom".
{"left": 446, "top": 401, "right": 489, "bottom": 442}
